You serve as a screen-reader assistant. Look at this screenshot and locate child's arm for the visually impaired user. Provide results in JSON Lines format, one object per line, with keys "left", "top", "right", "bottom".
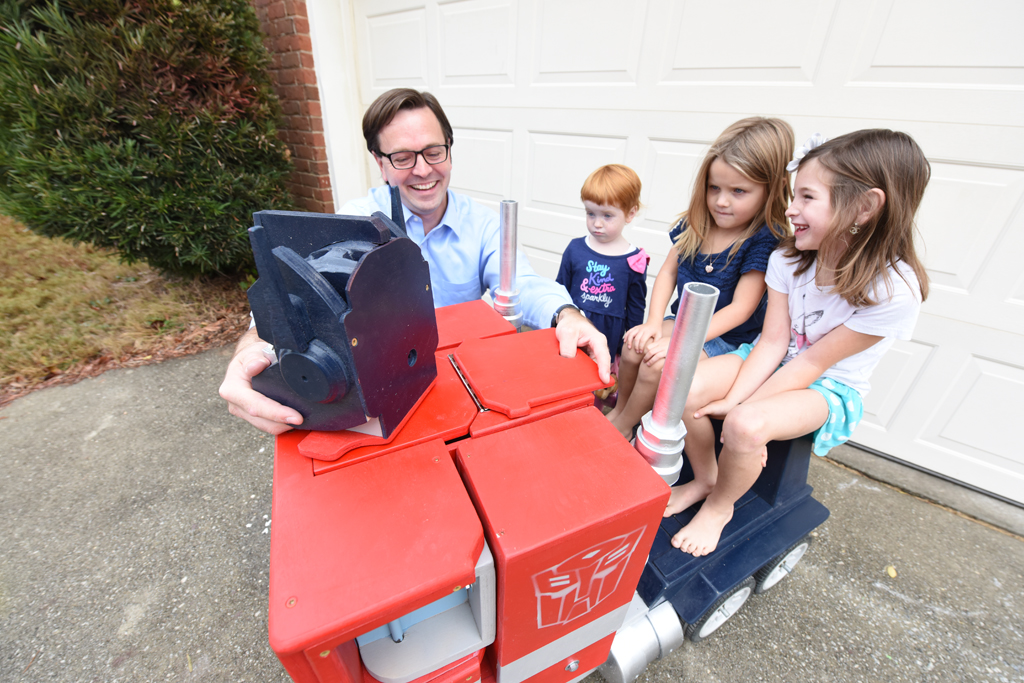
{"left": 623, "top": 255, "right": 676, "bottom": 353}
{"left": 696, "top": 289, "right": 885, "bottom": 419}
{"left": 694, "top": 287, "right": 791, "bottom": 418}
{"left": 745, "top": 324, "right": 883, "bottom": 404}
{"left": 624, "top": 267, "right": 648, "bottom": 334}
{"left": 640, "top": 269, "right": 768, "bottom": 366}
{"left": 704, "top": 270, "right": 767, "bottom": 342}
{"left": 753, "top": 264, "right": 922, "bottom": 399}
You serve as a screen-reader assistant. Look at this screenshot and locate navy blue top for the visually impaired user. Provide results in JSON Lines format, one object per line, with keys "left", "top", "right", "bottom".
{"left": 556, "top": 238, "right": 648, "bottom": 355}
{"left": 668, "top": 221, "right": 780, "bottom": 346}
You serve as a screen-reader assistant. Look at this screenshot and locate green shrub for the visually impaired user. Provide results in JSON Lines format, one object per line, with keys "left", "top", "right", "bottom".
{"left": 0, "top": 0, "right": 294, "bottom": 276}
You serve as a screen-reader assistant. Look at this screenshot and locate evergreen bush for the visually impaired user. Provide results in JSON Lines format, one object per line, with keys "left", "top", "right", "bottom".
{"left": 0, "top": 0, "right": 294, "bottom": 275}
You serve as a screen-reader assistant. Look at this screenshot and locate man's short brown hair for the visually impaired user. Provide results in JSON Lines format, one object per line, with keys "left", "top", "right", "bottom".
{"left": 362, "top": 88, "right": 454, "bottom": 155}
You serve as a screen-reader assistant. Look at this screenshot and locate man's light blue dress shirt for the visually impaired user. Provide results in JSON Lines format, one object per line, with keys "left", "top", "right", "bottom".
{"left": 340, "top": 186, "right": 572, "bottom": 330}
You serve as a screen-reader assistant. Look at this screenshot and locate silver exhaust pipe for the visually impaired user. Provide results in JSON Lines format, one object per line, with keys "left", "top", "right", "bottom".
{"left": 599, "top": 596, "right": 684, "bottom": 683}
{"left": 633, "top": 282, "right": 719, "bottom": 485}
{"left": 492, "top": 200, "right": 523, "bottom": 331}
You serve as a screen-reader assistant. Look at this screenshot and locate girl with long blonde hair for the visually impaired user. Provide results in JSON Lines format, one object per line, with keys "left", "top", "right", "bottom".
{"left": 607, "top": 117, "right": 794, "bottom": 439}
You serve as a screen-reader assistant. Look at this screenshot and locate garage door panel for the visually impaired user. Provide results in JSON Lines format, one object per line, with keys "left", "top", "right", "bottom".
{"left": 664, "top": 0, "right": 835, "bottom": 83}
{"left": 973, "top": 195, "right": 1024, "bottom": 330}
{"left": 640, "top": 139, "right": 705, "bottom": 227}
{"left": 917, "top": 163, "right": 1024, "bottom": 293}
{"left": 861, "top": 340, "right": 934, "bottom": 430}
{"left": 531, "top": 0, "right": 647, "bottom": 84}
{"left": 355, "top": 2, "right": 1024, "bottom": 126}
{"left": 522, "top": 244, "right": 562, "bottom": 281}
{"left": 438, "top": 0, "right": 517, "bottom": 86}
{"left": 853, "top": 316, "right": 1024, "bottom": 502}
{"left": 915, "top": 163, "right": 1024, "bottom": 337}
{"left": 363, "top": 6, "right": 430, "bottom": 87}
{"left": 925, "top": 356, "right": 1024, "bottom": 468}
{"left": 1010, "top": 272, "right": 1024, "bottom": 306}
{"left": 450, "top": 127, "right": 514, "bottom": 200}
{"left": 925, "top": 293, "right": 1024, "bottom": 339}
{"left": 839, "top": 0, "right": 1024, "bottom": 126}
{"left": 526, "top": 133, "right": 627, "bottom": 210}
{"left": 857, "top": 0, "right": 1024, "bottom": 85}
{"left": 829, "top": 88, "right": 1024, "bottom": 129}
{"left": 518, "top": 212, "right": 579, "bottom": 248}
{"left": 633, "top": 136, "right": 707, "bottom": 277}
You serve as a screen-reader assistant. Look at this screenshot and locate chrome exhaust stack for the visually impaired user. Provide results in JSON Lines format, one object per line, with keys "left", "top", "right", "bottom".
{"left": 599, "top": 595, "right": 684, "bottom": 683}
{"left": 492, "top": 200, "right": 523, "bottom": 331}
{"left": 633, "top": 282, "right": 719, "bottom": 485}
{"left": 601, "top": 282, "right": 718, "bottom": 681}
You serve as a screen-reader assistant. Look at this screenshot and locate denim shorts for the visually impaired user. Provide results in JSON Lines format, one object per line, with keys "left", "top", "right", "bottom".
{"left": 662, "top": 315, "right": 738, "bottom": 359}
{"left": 703, "top": 336, "right": 740, "bottom": 358}
{"left": 728, "top": 342, "right": 864, "bottom": 456}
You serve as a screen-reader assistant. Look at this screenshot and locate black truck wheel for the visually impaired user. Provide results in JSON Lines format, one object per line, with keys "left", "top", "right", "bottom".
{"left": 754, "top": 535, "right": 812, "bottom": 594}
{"left": 685, "top": 577, "right": 755, "bottom": 642}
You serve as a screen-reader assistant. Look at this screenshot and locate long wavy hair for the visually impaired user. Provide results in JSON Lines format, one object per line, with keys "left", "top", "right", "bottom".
{"left": 782, "top": 129, "right": 930, "bottom": 306}
{"left": 673, "top": 117, "right": 794, "bottom": 264}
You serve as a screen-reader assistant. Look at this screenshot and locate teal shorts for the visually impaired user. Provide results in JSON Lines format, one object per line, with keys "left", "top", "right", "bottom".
{"left": 728, "top": 343, "right": 864, "bottom": 456}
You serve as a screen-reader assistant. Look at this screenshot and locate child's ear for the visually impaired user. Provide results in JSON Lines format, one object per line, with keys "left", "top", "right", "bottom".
{"left": 625, "top": 206, "right": 639, "bottom": 223}
{"left": 857, "top": 188, "right": 886, "bottom": 225}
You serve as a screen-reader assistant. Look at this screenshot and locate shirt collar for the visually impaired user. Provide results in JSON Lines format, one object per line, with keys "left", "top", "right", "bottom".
{"left": 404, "top": 190, "right": 460, "bottom": 240}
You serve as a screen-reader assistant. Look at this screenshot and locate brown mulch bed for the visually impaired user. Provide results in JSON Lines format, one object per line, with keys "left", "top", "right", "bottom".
{"left": 0, "top": 309, "right": 249, "bottom": 411}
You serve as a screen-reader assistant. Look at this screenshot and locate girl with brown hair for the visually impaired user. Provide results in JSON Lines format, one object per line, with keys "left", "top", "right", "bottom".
{"left": 668, "top": 129, "right": 930, "bottom": 558}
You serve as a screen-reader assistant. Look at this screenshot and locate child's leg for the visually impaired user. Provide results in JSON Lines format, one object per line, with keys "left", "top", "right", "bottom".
{"left": 608, "top": 320, "right": 675, "bottom": 438}
{"left": 605, "top": 344, "right": 642, "bottom": 424}
{"left": 671, "top": 389, "right": 830, "bottom": 556}
{"left": 664, "top": 353, "right": 743, "bottom": 516}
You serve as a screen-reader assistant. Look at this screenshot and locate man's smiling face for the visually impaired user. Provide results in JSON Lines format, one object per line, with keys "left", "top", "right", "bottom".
{"left": 373, "top": 107, "right": 452, "bottom": 232}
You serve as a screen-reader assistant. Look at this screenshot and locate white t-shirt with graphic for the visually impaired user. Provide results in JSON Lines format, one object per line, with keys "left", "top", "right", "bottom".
{"left": 765, "top": 250, "right": 922, "bottom": 397}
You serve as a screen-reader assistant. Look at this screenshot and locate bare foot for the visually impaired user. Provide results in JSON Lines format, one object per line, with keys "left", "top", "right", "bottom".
{"left": 670, "top": 502, "right": 733, "bottom": 557}
{"left": 608, "top": 414, "right": 634, "bottom": 441}
{"left": 663, "top": 481, "right": 714, "bottom": 517}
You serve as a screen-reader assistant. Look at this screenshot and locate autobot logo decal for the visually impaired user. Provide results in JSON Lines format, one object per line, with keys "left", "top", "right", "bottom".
{"left": 531, "top": 528, "right": 644, "bottom": 629}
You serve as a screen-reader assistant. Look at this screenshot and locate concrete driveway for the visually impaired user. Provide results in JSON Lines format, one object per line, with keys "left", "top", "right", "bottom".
{"left": 1, "top": 346, "right": 1021, "bottom": 682}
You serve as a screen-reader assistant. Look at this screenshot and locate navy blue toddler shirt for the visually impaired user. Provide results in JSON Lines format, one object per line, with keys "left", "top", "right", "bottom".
{"left": 556, "top": 237, "right": 649, "bottom": 356}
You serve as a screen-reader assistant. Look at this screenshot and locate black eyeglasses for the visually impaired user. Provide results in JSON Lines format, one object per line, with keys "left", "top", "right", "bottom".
{"left": 377, "top": 144, "right": 449, "bottom": 170}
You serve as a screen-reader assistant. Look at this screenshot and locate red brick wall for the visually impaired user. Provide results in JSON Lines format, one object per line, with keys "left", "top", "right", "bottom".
{"left": 252, "top": 0, "right": 335, "bottom": 213}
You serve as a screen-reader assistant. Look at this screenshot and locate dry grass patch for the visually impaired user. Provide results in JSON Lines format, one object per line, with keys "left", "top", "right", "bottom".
{"left": 0, "top": 215, "right": 250, "bottom": 407}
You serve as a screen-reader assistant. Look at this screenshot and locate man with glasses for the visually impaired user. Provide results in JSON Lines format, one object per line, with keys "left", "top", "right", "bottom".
{"left": 220, "top": 88, "right": 610, "bottom": 435}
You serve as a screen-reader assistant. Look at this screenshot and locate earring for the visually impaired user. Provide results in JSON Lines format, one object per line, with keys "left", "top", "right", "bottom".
{"left": 850, "top": 222, "right": 860, "bottom": 235}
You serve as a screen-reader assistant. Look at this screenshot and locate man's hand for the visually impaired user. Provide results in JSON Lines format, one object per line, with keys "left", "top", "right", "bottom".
{"left": 554, "top": 307, "right": 611, "bottom": 384}
{"left": 219, "top": 328, "right": 304, "bottom": 435}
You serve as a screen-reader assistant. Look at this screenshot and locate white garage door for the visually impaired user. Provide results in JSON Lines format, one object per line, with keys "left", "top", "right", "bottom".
{"left": 309, "top": 0, "right": 1024, "bottom": 504}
